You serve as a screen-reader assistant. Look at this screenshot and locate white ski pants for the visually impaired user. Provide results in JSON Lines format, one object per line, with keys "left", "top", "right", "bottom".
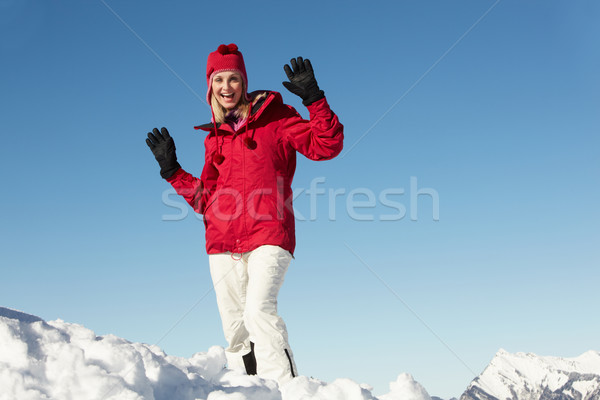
{"left": 208, "top": 245, "right": 297, "bottom": 385}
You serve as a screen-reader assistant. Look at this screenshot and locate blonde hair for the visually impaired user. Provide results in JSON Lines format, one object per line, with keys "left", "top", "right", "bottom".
{"left": 210, "top": 81, "right": 251, "bottom": 124}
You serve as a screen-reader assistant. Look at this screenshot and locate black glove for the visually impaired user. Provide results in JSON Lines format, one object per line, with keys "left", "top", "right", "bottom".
{"left": 282, "top": 57, "right": 325, "bottom": 106}
{"left": 146, "top": 127, "right": 181, "bottom": 179}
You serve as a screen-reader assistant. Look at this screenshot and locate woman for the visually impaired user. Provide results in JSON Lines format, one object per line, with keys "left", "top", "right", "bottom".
{"left": 146, "top": 43, "right": 343, "bottom": 385}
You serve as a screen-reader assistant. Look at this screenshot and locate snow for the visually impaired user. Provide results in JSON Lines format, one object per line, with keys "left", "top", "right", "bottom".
{"left": 467, "top": 347, "right": 600, "bottom": 399}
{"left": 0, "top": 306, "right": 432, "bottom": 400}
{"left": 378, "top": 373, "right": 432, "bottom": 400}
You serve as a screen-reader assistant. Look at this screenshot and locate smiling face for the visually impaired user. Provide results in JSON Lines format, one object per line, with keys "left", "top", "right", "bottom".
{"left": 211, "top": 71, "right": 243, "bottom": 110}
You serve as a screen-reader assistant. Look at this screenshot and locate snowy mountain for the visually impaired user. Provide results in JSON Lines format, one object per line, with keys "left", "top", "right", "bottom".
{"left": 460, "top": 348, "right": 600, "bottom": 400}
{"left": 0, "top": 306, "right": 431, "bottom": 400}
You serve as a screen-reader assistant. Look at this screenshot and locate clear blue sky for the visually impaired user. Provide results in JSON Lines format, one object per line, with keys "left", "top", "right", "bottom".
{"left": 1, "top": 1, "right": 598, "bottom": 398}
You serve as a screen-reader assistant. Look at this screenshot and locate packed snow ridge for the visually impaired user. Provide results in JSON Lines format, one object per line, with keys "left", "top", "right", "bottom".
{"left": 0, "top": 307, "right": 431, "bottom": 400}
{"left": 4, "top": 306, "right": 599, "bottom": 400}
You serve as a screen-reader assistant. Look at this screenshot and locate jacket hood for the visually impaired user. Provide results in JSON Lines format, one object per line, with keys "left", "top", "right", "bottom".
{"left": 194, "top": 90, "right": 282, "bottom": 133}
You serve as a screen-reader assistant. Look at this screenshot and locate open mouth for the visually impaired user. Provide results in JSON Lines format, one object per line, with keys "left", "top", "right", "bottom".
{"left": 221, "top": 93, "right": 234, "bottom": 99}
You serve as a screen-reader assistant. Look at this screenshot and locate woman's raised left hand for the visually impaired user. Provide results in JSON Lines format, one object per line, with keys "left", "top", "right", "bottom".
{"left": 282, "top": 57, "right": 325, "bottom": 106}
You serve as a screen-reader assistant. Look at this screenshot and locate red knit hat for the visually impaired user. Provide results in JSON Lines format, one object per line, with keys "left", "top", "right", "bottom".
{"left": 206, "top": 43, "right": 249, "bottom": 104}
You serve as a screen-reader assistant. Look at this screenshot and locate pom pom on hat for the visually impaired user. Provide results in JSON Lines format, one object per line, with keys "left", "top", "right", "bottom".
{"left": 243, "top": 137, "right": 257, "bottom": 150}
{"left": 217, "top": 43, "right": 239, "bottom": 54}
{"left": 213, "top": 153, "right": 225, "bottom": 165}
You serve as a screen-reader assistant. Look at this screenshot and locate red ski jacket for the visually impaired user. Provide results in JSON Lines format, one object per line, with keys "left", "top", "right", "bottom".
{"left": 167, "top": 91, "right": 343, "bottom": 255}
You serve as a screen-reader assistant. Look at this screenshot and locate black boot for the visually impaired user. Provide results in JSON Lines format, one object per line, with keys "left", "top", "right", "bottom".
{"left": 242, "top": 342, "right": 257, "bottom": 375}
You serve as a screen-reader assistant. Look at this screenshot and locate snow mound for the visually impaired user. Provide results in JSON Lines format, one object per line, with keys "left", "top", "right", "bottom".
{"left": 0, "top": 307, "right": 431, "bottom": 400}
{"left": 378, "top": 373, "right": 431, "bottom": 400}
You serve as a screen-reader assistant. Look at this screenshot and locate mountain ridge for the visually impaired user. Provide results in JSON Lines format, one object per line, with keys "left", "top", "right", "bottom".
{"left": 460, "top": 349, "right": 600, "bottom": 400}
